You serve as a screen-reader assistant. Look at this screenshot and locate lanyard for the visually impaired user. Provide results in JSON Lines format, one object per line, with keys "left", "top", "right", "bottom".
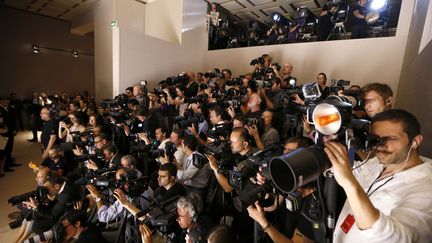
{"left": 366, "top": 169, "right": 394, "bottom": 197}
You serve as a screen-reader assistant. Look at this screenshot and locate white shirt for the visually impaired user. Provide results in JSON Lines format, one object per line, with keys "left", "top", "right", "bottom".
{"left": 334, "top": 156, "right": 432, "bottom": 243}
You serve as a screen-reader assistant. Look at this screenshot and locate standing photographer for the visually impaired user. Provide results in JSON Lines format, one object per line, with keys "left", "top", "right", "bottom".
{"left": 325, "top": 109, "right": 432, "bottom": 242}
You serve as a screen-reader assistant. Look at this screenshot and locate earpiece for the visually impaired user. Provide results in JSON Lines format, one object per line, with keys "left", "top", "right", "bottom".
{"left": 411, "top": 141, "right": 417, "bottom": 148}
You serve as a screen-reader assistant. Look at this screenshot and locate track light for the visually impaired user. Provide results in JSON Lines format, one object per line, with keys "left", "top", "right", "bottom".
{"left": 271, "top": 12, "right": 281, "bottom": 22}
{"left": 30, "top": 43, "right": 93, "bottom": 58}
{"left": 32, "top": 45, "right": 39, "bottom": 54}
{"left": 370, "top": 0, "right": 387, "bottom": 10}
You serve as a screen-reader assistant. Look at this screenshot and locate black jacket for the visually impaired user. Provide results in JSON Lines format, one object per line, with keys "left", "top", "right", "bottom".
{"left": 32, "top": 182, "right": 81, "bottom": 233}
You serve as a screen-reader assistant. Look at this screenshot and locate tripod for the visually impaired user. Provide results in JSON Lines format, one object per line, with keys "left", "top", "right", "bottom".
{"left": 327, "top": 22, "right": 348, "bottom": 40}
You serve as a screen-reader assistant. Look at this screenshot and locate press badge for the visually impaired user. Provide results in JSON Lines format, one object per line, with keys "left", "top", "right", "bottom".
{"left": 340, "top": 214, "right": 355, "bottom": 233}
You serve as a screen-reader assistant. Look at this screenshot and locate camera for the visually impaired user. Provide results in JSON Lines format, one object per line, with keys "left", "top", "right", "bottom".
{"left": 271, "top": 62, "right": 281, "bottom": 71}
{"left": 222, "top": 99, "right": 241, "bottom": 109}
{"left": 60, "top": 116, "right": 71, "bottom": 125}
{"left": 183, "top": 94, "right": 208, "bottom": 104}
{"left": 8, "top": 186, "right": 49, "bottom": 206}
{"left": 151, "top": 142, "right": 177, "bottom": 158}
{"left": 226, "top": 77, "right": 243, "bottom": 86}
{"left": 269, "top": 98, "right": 383, "bottom": 194}
{"left": 250, "top": 57, "right": 265, "bottom": 66}
{"left": 208, "top": 123, "right": 232, "bottom": 139}
{"left": 166, "top": 73, "right": 189, "bottom": 86}
{"left": 329, "top": 79, "right": 351, "bottom": 94}
{"left": 244, "top": 117, "right": 263, "bottom": 127}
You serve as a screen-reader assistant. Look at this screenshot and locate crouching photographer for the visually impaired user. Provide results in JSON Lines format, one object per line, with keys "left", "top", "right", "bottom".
{"left": 15, "top": 174, "right": 81, "bottom": 242}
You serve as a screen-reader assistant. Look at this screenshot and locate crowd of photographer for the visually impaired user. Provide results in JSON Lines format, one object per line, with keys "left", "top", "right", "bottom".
{"left": 5, "top": 52, "right": 432, "bottom": 243}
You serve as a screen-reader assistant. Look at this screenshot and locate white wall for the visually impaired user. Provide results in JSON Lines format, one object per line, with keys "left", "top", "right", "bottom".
{"left": 397, "top": 0, "right": 432, "bottom": 157}
{"left": 94, "top": 0, "right": 116, "bottom": 101}
{"left": 116, "top": 0, "right": 207, "bottom": 93}
{"left": 145, "top": 0, "right": 183, "bottom": 44}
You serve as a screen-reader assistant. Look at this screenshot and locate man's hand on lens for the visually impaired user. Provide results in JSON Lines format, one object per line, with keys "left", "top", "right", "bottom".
{"left": 86, "top": 159, "right": 98, "bottom": 171}
{"left": 23, "top": 197, "right": 39, "bottom": 210}
{"left": 324, "top": 141, "right": 356, "bottom": 189}
{"left": 72, "top": 145, "right": 83, "bottom": 156}
{"left": 74, "top": 201, "right": 83, "bottom": 210}
{"left": 247, "top": 201, "right": 268, "bottom": 227}
{"left": 246, "top": 125, "right": 259, "bottom": 137}
{"left": 256, "top": 166, "right": 266, "bottom": 186}
{"left": 188, "top": 123, "right": 198, "bottom": 137}
{"left": 206, "top": 154, "right": 218, "bottom": 172}
{"left": 86, "top": 185, "right": 101, "bottom": 200}
{"left": 139, "top": 224, "right": 153, "bottom": 243}
{"left": 113, "top": 188, "right": 128, "bottom": 206}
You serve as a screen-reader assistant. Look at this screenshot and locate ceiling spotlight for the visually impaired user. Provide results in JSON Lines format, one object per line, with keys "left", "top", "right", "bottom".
{"left": 271, "top": 12, "right": 281, "bottom": 22}
{"left": 370, "top": 0, "right": 387, "bottom": 10}
{"left": 72, "top": 51, "right": 79, "bottom": 57}
{"left": 32, "top": 45, "right": 39, "bottom": 54}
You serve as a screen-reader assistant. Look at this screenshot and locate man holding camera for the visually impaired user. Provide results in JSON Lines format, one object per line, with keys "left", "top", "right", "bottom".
{"left": 324, "top": 109, "right": 432, "bottom": 242}
{"left": 208, "top": 127, "right": 258, "bottom": 193}
{"left": 175, "top": 135, "right": 211, "bottom": 202}
{"left": 24, "top": 175, "right": 80, "bottom": 235}
{"left": 362, "top": 82, "right": 393, "bottom": 118}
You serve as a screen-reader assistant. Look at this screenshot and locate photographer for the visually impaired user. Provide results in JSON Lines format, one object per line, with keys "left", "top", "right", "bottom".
{"left": 61, "top": 209, "right": 107, "bottom": 242}
{"left": 24, "top": 175, "right": 81, "bottom": 236}
{"left": 246, "top": 110, "right": 279, "bottom": 150}
{"left": 167, "top": 84, "right": 189, "bottom": 117}
{"left": 119, "top": 163, "right": 186, "bottom": 221}
{"left": 40, "top": 146, "right": 68, "bottom": 177}
{"left": 170, "top": 128, "right": 185, "bottom": 164}
{"left": 362, "top": 82, "right": 393, "bottom": 118}
{"left": 208, "top": 127, "right": 257, "bottom": 193}
{"left": 40, "top": 107, "right": 59, "bottom": 162}
{"left": 187, "top": 103, "right": 209, "bottom": 136}
{"left": 139, "top": 192, "right": 212, "bottom": 243}
{"left": 85, "top": 142, "right": 121, "bottom": 172}
{"left": 155, "top": 127, "right": 170, "bottom": 150}
{"left": 120, "top": 155, "right": 143, "bottom": 178}
{"left": 241, "top": 81, "right": 262, "bottom": 115}
{"left": 351, "top": 0, "right": 369, "bottom": 39}
{"left": 248, "top": 137, "right": 315, "bottom": 243}
{"left": 324, "top": 109, "right": 432, "bottom": 242}
{"left": 175, "top": 135, "right": 211, "bottom": 202}
{"left": 86, "top": 168, "right": 153, "bottom": 223}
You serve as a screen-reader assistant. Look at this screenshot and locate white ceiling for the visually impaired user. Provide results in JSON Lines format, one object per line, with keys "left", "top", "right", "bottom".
{"left": 210, "top": 0, "right": 329, "bottom": 24}
{"left": 0, "top": 0, "right": 99, "bottom": 20}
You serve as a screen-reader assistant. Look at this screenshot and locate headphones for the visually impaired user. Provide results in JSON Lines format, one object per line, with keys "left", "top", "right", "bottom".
{"left": 411, "top": 141, "right": 417, "bottom": 149}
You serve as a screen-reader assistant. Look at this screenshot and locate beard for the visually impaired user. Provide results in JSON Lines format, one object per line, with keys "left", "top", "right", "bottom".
{"left": 376, "top": 146, "right": 411, "bottom": 165}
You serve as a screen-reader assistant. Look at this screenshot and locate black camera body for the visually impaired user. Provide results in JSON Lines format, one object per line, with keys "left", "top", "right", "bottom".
{"left": 8, "top": 186, "right": 49, "bottom": 206}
